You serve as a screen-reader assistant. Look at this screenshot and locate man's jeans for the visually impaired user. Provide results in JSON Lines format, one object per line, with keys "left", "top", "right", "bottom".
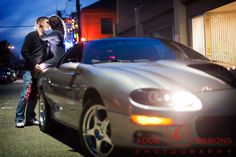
{"left": 15, "top": 71, "right": 38, "bottom": 122}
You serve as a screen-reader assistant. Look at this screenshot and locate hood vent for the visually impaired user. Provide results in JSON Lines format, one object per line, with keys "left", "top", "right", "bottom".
{"left": 188, "top": 63, "right": 236, "bottom": 88}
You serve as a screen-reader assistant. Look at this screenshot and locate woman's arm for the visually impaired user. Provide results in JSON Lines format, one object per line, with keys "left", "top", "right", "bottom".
{"left": 40, "top": 30, "right": 62, "bottom": 43}
{"left": 39, "top": 47, "right": 65, "bottom": 69}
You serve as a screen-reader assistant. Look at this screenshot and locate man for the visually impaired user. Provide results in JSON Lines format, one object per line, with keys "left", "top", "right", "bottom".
{"left": 15, "top": 16, "right": 49, "bottom": 128}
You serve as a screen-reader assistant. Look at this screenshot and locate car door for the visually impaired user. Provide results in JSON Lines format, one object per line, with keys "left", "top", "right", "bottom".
{"left": 46, "top": 44, "right": 84, "bottom": 125}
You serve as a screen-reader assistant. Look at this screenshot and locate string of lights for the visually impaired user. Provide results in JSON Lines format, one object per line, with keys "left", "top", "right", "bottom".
{"left": 0, "top": 26, "right": 34, "bottom": 28}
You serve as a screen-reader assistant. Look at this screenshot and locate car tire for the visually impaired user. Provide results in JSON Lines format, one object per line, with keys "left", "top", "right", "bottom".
{"left": 79, "top": 99, "right": 114, "bottom": 157}
{"left": 7, "top": 76, "right": 12, "bottom": 83}
{"left": 38, "top": 90, "right": 53, "bottom": 133}
{"left": 9, "top": 75, "right": 14, "bottom": 82}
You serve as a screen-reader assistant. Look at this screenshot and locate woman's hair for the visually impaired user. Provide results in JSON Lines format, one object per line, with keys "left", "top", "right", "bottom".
{"left": 48, "top": 15, "right": 66, "bottom": 38}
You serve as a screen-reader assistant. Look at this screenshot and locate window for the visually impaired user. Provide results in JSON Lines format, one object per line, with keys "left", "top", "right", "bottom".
{"left": 101, "top": 18, "right": 113, "bottom": 34}
{"left": 205, "top": 12, "right": 236, "bottom": 64}
{"left": 60, "top": 44, "right": 83, "bottom": 64}
{"left": 191, "top": 2, "right": 236, "bottom": 65}
{"left": 192, "top": 15, "right": 206, "bottom": 56}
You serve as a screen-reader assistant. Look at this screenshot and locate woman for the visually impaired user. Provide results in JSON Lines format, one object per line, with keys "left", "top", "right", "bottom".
{"left": 35, "top": 15, "right": 66, "bottom": 71}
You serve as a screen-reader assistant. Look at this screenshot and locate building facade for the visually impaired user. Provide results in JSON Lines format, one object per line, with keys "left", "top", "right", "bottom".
{"left": 80, "top": 0, "right": 116, "bottom": 41}
{"left": 116, "top": 0, "right": 236, "bottom": 66}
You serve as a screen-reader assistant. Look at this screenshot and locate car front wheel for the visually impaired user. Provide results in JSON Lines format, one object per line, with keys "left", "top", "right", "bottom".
{"left": 38, "top": 91, "right": 52, "bottom": 133}
{"left": 80, "top": 100, "right": 114, "bottom": 157}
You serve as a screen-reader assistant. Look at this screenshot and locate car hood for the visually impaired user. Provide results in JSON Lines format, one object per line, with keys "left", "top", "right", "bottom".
{"left": 94, "top": 60, "right": 236, "bottom": 91}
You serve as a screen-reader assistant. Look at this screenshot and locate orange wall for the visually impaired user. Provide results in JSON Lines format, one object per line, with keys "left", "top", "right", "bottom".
{"left": 81, "top": 9, "right": 116, "bottom": 41}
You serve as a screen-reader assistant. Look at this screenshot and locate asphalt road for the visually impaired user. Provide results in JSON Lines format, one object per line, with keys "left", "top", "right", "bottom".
{"left": 0, "top": 80, "right": 137, "bottom": 157}
{"left": 0, "top": 80, "right": 85, "bottom": 157}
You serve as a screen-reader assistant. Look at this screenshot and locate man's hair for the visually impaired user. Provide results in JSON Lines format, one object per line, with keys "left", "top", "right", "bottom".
{"left": 36, "top": 16, "right": 49, "bottom": 25}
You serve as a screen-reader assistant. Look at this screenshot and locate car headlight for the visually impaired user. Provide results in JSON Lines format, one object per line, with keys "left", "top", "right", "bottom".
{"left": 129, "top": 88, "right": 202, "bottom": 111}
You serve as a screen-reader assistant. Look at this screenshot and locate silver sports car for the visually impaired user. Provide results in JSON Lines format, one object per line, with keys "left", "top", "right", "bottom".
{"left": 38, "top": 37, "right": 236, "bottom": 157}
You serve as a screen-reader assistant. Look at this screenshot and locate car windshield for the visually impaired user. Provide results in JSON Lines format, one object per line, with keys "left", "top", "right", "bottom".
{"left": 82, "top": 38, "right": 208, "bottom": 64}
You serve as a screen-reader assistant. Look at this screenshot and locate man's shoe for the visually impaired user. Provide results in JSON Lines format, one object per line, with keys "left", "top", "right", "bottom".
{"left": 16, "top": 121, "right": 24, "bottom": 128}
{"left": 25, "top": 119, "right": 39, "bottom": 126}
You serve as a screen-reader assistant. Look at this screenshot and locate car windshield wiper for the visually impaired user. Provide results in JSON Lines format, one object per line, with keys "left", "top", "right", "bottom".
{"left": 92, "top": 59, "right": 155, "bottom": 64}
{"left": 133, "top": 59, "right": 154, "bottom": 62}
{"left": 92, "top": 59, "right": 131, "bottom": 64}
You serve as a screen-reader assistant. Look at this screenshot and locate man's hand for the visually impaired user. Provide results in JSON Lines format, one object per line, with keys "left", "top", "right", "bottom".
{"left": 35, "top": 23, "right": 43, "bottom": 36}
{"left": 35, "top": 63, "right": 47, "bottom": 72}
{"left": 34, "top": 64, "right": 42, "bottom": 72}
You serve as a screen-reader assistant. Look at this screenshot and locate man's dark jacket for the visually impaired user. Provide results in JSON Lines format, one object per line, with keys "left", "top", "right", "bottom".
{"left": 21, "top": 31, "right": 47, "bottom": 70}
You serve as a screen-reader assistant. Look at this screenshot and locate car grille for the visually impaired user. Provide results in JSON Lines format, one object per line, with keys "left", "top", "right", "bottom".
{"left": 195, "top": 116, "right": 236, "bottom": 140}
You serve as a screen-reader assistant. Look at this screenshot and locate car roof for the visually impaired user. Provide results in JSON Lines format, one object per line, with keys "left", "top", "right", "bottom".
{"left": 0, "top": 68, "right": 12, "bottom": 71}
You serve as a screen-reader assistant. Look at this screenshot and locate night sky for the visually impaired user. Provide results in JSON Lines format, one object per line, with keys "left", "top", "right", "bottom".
{"left": 0, "top": 0, "right": 96, "bottom": 58}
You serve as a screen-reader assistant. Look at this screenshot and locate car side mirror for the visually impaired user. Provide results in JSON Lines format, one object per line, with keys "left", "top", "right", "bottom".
{"left": 59, "top": 63, "right": 79, "bottom": 72}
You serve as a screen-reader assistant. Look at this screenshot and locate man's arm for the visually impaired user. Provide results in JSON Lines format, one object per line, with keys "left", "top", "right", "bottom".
{"left": 21, "top": 34, "right": 34, "bottom": 66}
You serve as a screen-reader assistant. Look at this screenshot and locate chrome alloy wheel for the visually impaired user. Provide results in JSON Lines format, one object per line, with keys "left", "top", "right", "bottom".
{"left": 82, "top": 104, "right": 114, "bottom": 157}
